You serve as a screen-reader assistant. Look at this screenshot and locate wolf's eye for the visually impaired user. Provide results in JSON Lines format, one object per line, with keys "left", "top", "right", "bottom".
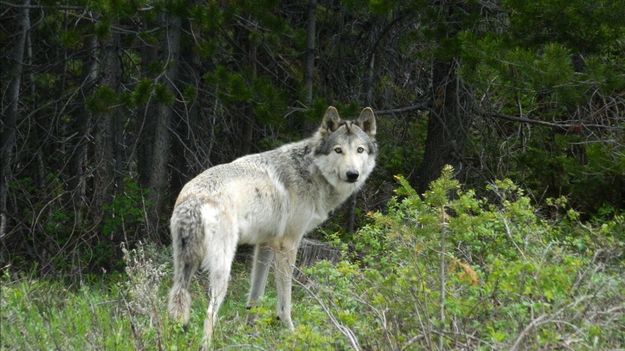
{"left": 334, "top": 147, "right": 343, "bottom": 154}
{"left": 357, "top": 147, "right": 365, "bottom": 153}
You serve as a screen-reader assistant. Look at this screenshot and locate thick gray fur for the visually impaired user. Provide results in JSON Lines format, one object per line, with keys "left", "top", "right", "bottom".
{"left": 167, "top": 106, "right": 377, "bottom": 347}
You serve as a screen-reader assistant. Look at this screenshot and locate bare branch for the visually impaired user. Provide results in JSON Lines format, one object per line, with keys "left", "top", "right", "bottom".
{"left": 480, "top": 110, "right": 618, "bottom": 130}
{"left": 0, "top": 1, "right": 83, "bottom": 10}
{"left": 376, "top": 102, "right": 431, "bottom": 115}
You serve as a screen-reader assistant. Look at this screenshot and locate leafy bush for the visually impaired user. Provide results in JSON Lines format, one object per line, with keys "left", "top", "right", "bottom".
{"left": 303, "top": 166, "right": 625, "bottom": 349}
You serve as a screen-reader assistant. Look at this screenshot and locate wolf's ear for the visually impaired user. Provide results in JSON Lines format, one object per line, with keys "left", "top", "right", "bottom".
{"left": 356, "top": 107, "right": 376, "bottom": 137}
{"left": 320, "top": 106, "right": 342, "bottom": 135}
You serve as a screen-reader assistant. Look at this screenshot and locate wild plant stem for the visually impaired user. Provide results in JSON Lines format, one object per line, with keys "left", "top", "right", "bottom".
{"left": 439, "top": 207, "right": 447, "bottom": 350}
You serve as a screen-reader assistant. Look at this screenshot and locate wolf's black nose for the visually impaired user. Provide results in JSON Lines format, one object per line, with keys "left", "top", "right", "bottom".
{"left": 346, "top": 170, "right": 359, "bottom": 182}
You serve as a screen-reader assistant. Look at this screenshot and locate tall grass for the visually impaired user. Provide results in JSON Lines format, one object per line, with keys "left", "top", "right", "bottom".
{"left": 1, "top": 244, "right": 346, "bottom": 350}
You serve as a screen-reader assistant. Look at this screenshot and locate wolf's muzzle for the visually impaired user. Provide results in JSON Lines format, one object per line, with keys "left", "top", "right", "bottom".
{"left": 346, "top": 170, "right": 359, "bottom": 183}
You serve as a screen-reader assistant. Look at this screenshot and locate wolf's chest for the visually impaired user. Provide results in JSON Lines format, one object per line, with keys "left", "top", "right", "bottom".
{"left": 282, "top": 196, "right": 331, "bottom": 238}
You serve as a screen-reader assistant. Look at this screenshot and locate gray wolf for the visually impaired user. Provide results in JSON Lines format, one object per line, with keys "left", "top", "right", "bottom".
{"left": 167, "top": 106, "right": 377, "bottom": 346}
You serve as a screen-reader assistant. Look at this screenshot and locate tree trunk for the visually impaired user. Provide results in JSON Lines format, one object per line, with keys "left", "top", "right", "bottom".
{"left": 93, "top": 31, "right": 121, "bottom": 222}
{"left": 148, "top": 13, "right": 182, "bottom": 238}
{"left": 71, "top": 35, "right": 98, "bottom": 224}
{"left": 25, "top": 22, "right": 45, "bottom": 191}
{"left": 170, "top": 29, "right": 201, "bottom": 198}
{"left": 304, "top": 0, "right": 317, "bottom": 105}
{"left": 416, "top": 1, "right": 473, "bottom": 194}
{"left": 238, "top": 26, "right": 258, "bottom": 156}
{"left": 0, "top": 0, "right": 30, "bottom": 240}
{"left": 136, "top": 23, "right": 159, "bottom": 189}
{"left": 295, "top": 238, "right": 340, "bottom": 282}
{"left": 416, "top": 59, "right": 471, "bottom": 193}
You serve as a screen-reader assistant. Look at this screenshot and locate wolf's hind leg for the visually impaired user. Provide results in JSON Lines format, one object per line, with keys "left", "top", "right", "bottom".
{"left": 168, "top": 259, "right": 199, "bottom": 325}
{"left": 201, "top": 212, "right": 238, "bottom": 348}
{"left": 168, "top": 203, "right": 203, "bottom": 326}
{"left": 202, "top": 243, "right": 236, "bottom": 347}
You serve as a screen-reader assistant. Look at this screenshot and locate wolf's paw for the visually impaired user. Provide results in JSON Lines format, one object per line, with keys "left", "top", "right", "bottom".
{"left": 168, "top": 288, "right": 191, "bottom": 325}
{"left": 246, "top": 313, "right": 257, "bottom": 326}
{"left": 276, "top": 315, "right": 295, "bottom": 331}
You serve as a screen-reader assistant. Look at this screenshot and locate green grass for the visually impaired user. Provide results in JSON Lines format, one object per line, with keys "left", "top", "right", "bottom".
{"left": 1, "top": 259, "right": 345, "bottom": 351}
{"left": 2, "top": 276, "right": 136, "bottom": 350}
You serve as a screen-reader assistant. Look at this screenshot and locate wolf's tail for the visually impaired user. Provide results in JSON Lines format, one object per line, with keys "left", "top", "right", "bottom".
{"left": 168, "top": 198, "right": 204, "bottom": 325}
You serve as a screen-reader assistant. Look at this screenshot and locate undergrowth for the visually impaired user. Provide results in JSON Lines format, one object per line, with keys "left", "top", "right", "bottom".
{"left": 2, "top": 167, "right": 624, "bottom": 350}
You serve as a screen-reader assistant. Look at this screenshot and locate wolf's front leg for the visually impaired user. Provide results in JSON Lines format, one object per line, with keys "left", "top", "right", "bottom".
{"left": 273, "top": 240, "right": 299, "bottom": 330}
{"left": 246, "top": 244, "right": 274, "bottom": 325}
{"left": 247, "top": 244, "right": 274, "bottom": 307}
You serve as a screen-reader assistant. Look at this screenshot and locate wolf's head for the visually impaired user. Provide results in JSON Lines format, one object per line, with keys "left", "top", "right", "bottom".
{"left": 313, "top": 106, "right": 377, "bottom": 189}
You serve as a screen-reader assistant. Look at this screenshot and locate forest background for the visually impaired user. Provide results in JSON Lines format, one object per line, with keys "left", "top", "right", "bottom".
{"left": 1, "top": 0, "right": 624, "bottom": 349}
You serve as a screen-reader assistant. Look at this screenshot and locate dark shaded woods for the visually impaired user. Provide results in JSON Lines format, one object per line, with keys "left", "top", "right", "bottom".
{"left": 1, "top": 0, "right": 623, "bottom": 275}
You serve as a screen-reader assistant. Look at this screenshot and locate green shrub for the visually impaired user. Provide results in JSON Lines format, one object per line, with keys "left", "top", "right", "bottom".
{"left": 303, "top": 166, "right": 625, "bottom": 349}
